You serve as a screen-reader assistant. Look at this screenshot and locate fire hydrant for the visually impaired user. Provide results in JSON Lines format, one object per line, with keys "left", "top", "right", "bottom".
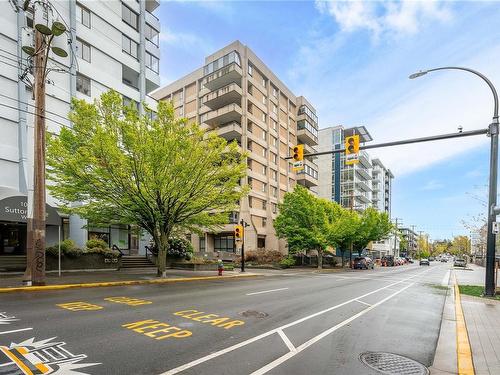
{"left": 217, "top": 259, "right": 224, "bottom": 276}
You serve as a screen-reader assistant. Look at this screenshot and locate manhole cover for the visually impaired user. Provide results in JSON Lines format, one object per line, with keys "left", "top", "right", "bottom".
{"left": 359, "top": 352, "right": 429, "bottom": 375}
{"left": 239, "top": 310, "right": 268, "bottom": 318}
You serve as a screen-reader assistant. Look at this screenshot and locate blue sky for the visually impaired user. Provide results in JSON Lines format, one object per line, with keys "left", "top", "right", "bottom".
{"left": 156, "top": 0, "right": 500, "bottom": 241}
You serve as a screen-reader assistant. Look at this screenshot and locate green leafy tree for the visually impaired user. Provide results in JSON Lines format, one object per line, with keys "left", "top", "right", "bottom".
{"left": 353, "top": 208, "right": 393, "bottom": 255}
{"left": 450, "top": 235, "right": 471, "bottom": 256}
{"left": 46, "top": 91, "right": 248, "bottom": 277}
{"left": 325, "top": 203, "right": 359, "bottom": 267}
{"left": 274, "top": 185, "right": 329, "bottom": 268}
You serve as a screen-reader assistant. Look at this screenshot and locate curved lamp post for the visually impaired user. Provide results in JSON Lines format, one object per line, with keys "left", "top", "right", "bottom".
{"left": 410, "top": 67, "right": 499, "bottom": 296}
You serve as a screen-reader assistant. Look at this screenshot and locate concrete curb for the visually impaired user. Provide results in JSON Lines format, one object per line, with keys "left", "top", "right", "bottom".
{"left": 454, "top": 280, "right": 475, "bottom": 375}
{"left": 0, "top": 274, "right": 258, "bottom": 293}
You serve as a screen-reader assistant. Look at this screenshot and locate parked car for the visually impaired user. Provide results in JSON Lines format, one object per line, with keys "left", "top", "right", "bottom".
{"left": 429, "top": 257, "right": 435, "bottom": 261}
{"left": 381, "top": 255, "right": 395, "bottom": 267}
{"left": 420, "top": 258, "right": 430, "bottom": 266}
{"left": 353, "top": 257, "right": 374, "bottom": 270}
{"left": 406, "top": 257, "right": 414, "bottom": 264}
{"left": 454, "top": 258, "right": 467, "bottom": 268}
{"left": 440, "top": 258, "right": 448, "bottom": 262}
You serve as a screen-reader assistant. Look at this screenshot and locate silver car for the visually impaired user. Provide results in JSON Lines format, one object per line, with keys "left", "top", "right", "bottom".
{"left": 454, "top": 258, "right": 467, "bottom": 267}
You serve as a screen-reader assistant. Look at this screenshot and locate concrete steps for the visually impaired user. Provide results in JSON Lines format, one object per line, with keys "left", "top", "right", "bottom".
{"left": 121, "top": 256, "right": 156, "bottom": 269}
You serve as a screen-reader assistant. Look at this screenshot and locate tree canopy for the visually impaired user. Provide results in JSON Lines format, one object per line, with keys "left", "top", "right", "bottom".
{"left": 46, "top": 91, "right": 248, "bottom": 276}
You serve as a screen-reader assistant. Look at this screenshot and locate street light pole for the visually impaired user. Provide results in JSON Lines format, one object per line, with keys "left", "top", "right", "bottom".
{"left": 410, "top": 67, "right": 499, "bottom": 296}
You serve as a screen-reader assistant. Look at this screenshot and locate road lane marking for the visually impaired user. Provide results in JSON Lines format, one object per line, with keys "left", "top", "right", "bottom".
{"left": 0, "top": 328, "right": 33, "bottom": 335}
{"left": 246, "top": 288, "right": 289, "bottom": 296}
{"left": 250, "top": 282, "right": 415, "bottom": 375}
{"left": 441, "top": 270, "right": 451, "bottom": 286}
{"left": 57, "top": 302, "right": 103, "bottom": 311}
{"left": 355, "top": 300, "right": 372, "bottom": 307}
{"left": 277, "top": 330, "right": 296, "bottom": 352}
{"left": 173, "top": 310, "right": 245, "bottom": 329}
{"left": 160, "top": 267, "right": 432, "bottom": 375}
{"left": 0, "top": 312, "right": 19, "bottom": 325}
{"left": 122, "top": 320, "right": 192, "bottom": 340}
{"left": 104, "top": 296, "right": 152, "bottom": 306}
{"left": 454, "top": 276, "right": 475, "bottom": 375}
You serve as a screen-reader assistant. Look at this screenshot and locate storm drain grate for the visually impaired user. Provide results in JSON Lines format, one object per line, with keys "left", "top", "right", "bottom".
{"left": 359, "top": 352, "right": 429, "bottom": 375}
{"left": 239, "top": 310, "right": 268, "bottom": 318}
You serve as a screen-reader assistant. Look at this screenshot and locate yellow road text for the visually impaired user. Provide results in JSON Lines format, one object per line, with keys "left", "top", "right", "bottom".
{"left": 122, "top": 319, "right": 192, "bottom": 340}
{"left": 56, "top": 302, "right": 103, "bottom": 311}
{"left": 174, "top": 309, "right": 245, "bottom": 329}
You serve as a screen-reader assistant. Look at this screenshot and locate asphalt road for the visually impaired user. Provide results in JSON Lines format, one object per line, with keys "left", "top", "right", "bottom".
{"left": 0, "top": 262, "right": 452, "bottom": 375}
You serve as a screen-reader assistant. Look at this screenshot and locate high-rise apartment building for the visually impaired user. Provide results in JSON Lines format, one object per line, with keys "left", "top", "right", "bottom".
{"left": 371, "top": 158, "right": 394, "bottom": 216}
{"left": 0, "top": 0, "right": 160, "bottom": 261}
{"left": 317, "top": 125, "right": 374, "bottom": 210}
{"left": 152, "top": 41, "right": 319, "bottom": 255}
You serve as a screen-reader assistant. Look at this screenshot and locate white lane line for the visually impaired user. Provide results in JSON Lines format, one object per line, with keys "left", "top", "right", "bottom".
{"left": 160, "top": 268, "right": 431, "bottom": 375}
{"left": 0, "top": 327, "right": 33, "bottom": 335}
{"left": 277, "top": 329, "right": 296, "bottom": 352}
{"left": 355, "top": 299, "right": 372, "bottom": 307}
{"left": 246, "top": 288, "right": 289, "bottom": 296}
{"left": 441, "top": 270, "right": 451, "bottom": 286}
{"left": 250, "top": 282, "right": 415, "bottom": 375}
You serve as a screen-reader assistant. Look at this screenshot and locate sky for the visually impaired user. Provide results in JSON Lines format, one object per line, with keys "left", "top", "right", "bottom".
{"left": 155, "top": 0, "right": 500, "bottom": 241}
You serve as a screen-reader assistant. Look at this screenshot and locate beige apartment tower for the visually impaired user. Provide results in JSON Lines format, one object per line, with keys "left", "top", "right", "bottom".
{"left": 152, "top": 41, "right": 318, "bottom": 256}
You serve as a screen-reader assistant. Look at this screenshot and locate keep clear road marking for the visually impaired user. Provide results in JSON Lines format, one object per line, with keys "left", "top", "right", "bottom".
{"left": 246, "top": 288, "right": 289, "bottom": 296}
{"left": 160, "top": 267, "right": 432, "bottom": 375}
{"left": 0, "top": 328, "right": 33, "bottom": 335}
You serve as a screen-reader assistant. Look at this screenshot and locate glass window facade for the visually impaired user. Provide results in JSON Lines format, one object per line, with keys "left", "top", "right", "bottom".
{"left": 76, "top": 73, "right": 91, "bottom": 96}
{"left": 76, "top": 38, "right": 91, "bottom": 62}
{"left": 122, "top": 3, "right": 138, "bottom": 30}
{"left": 122, "top": 34, "right": 138, "bottom": 59}
{"left": 214, "top": 234, "right": 235, "bottom": 252}
{"left": 146, "top": 53, "right": 159, "bottom": 73}
{"left": 203, "top": 51, "right": 241, "bottom": 75}
{"left": 145, "top": 23, "right": 159, "bottom": 46}
{"left": 298, "top": 105, "right": 318, "bottom": 124}
{"left": 297, "top": 119, "right": 318, "bottom": 139}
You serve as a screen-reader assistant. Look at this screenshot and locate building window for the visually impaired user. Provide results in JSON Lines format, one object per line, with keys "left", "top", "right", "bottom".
{"left": 272, "top": 170, "right": 277, "bottom": 181}
{"left": 122, "top": 34, "right": 138, "bottom": 59}
{"left": 271, "top": 136, "right": 277, "bottom": 147}
{"left": 248, "top": 64, "right": 253, "bottom": 76}
{"left": 76, "top": 3, "right": 91, "bottom": 28}
{"left": 271, "top": 153, "right": 277, "bottom": 164}
{"left": 262, "top": 113, "right": 266, "bottom": 122}
{"left": 247, "top": 121, "right": 253, "bottom": 133}
{"left": 273, "top": 87, "right": 278, "bottom": 97}
{"left": 247, "top": 140, "right": 253, "bottom": 151}
{"left": 272, "top": 104, "right": 277, "bottom": 114}
{"left": 297, "top": 119, "right": 318, "bottom": 139}
{"left": 248, "top": 102, "right": 253, "bottom": 114}
{"left": 262, "top": 148, "right": 267, "bottom": 158}
{"left": 248, "top": 84, "right": 253, "bottom": 95}
{"left": 262, "top": 165, "right": 267, "bottom": 175}
{"left": 262, "top": 78, "right": 266, "bottom": 88}
{"left": 203, "top": 51, "right": 241, "bottom": 75}
{"left": 122, "top": 3, "right": 138, "bottom": 30}
{"left": 257, "top": 237, "right": 265, "bottom": 248}
{"left": 248, "top": 176, "right": 253, "bottom": 187}
{"left": 262, "top": 96, "right": 266, "bottom": 105}
{"left": 199, "top": 237, "right": 206, "bottom": 252}
{"left": 76, "top": 73, "right": 91, "bottom": 96}
{"left": 272, "top": 119, "right": 277, "bottom": 131}
{"left": 262, "top": 200, "right": 267, "bottom": 210}
{"left": 272, "top": 203, "right": 277, "bottom": 214}
{"left": 272, "top": 186, "right": 278, "bottom": 197}
{"left": 76, "top": 38, "right": 90, "bottom": 62}
{"left": 262, "top": 130, "right": 266, "bottom": 141}
{"left": 248, "top": 196, "right": 253, "bottom": 208}
{"left": 146, "top": 52, "right": 159, "bottom": 73}
{"left": 214, "top": 234, "right": 235, "bottom": 252}
{"left": 145, "top": 23, "right": 159, "bottom": 46}
{"left": 298, "top": 105, "right": 318, "bottom": 125}
{"left": 261, "top": 183, "right": 266, "bottom": 193}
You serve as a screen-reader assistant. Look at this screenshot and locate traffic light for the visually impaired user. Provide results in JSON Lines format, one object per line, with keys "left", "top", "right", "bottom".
{"left": 344, "top": 135, "right": 360, "bottom": 165}
{"left": 234, "top": 225, "right": 243, "bottom": 240}
{"left": 292, "top": 144, "right": 304, "bottom": 162}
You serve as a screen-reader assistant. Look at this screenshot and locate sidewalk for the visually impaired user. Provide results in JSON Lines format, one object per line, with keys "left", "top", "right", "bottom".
{"left": 0, "top": 268, "right": 260, "bottom": 291}
{"left": 456, "top": 264, "right": 500, "bottom": 375}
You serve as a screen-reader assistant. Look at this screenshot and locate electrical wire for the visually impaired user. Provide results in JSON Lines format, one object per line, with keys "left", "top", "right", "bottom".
{"left": 0, "top": 92, "right": 70, "bottom": 122}
{"left": 0, "top": 101, "right": 69, "bottom": 129}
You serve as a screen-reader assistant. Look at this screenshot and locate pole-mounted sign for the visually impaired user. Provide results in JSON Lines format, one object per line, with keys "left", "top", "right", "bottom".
{"left": 345, "top": 135, "right": 360, "bottom": 165}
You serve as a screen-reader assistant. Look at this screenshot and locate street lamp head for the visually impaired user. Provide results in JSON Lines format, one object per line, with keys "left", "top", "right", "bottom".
{"left": 409, "top": 70, "right": 428, "bottom": 79}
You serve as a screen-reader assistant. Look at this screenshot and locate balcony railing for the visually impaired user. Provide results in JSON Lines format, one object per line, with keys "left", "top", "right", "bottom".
{"left": 201, "top": 83, "right": 242, "bottom": 109}
{"left": 202, "top": 62, "right": 243, "bottom": 91}
{"left": 201, "top": 103, "right": 242, "bottom": 126}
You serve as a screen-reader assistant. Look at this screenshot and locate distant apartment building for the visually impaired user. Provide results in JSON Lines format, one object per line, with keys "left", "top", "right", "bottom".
{"left": 152, "top": 41, "right": 319, "bottom": 255}
{"left": 0, "top": 0, "right": 161, "bottom": 261}
{"left": 371, "top": 158, "right": 394, "bottom": 216}
{"left": 317, "top": 125, "right": 374, "bottom": 210}
{"left": 400, "top": 227, "right": 418, "bottom": 257}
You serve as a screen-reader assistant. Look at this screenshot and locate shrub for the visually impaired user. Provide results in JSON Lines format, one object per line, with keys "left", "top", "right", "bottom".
{"left": 280, "top": 256, "right": 296, "bottom": 268}
{"left": 46, "top": 239, "right": 83, "bottom": 258}
{"left": 45, "top": 245, "right": 59, "bottom": 257}
{"left": 167, "top": 237, "right": 194, "bottom": 259}
{"left": 244, "top": 249, "right": 284, "bottom": 264}
{"left": 86, "top": 239, "right": 108, "bottom": 250}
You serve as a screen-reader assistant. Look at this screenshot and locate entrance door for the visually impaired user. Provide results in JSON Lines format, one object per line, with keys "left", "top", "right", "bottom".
{"left": 0, "top": 222, "right": 27, "bottom": 255}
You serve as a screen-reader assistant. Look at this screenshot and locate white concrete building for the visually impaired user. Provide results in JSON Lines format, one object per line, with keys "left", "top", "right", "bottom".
{"left": 0, "top": 0, "right": 160, "bottom": 261}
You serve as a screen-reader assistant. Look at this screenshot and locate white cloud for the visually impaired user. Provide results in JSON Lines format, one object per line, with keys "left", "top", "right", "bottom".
{"left": 421, "top": 180, "right": 444, "bottom": 191}
{"left": 316, "top": 0, "right": 452, "bottom": 39}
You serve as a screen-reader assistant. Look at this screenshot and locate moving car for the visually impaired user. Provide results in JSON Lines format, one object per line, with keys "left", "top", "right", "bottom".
{"left": 420, "top": 258, "right": 430, "bottom": 266}
{"left": 353, "top": 257, "right": 374, "bottom": 270}
{"left": 454, "top": 258, "right": 467, "bottom": 268}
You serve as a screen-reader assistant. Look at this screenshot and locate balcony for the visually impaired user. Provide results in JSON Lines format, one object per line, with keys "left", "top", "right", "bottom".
{"left": 355, "top": 166, "right": 371, "bottom": 180}
{"left": 297, "top": 159, "right": 318, "bottom": 188}
{"left": 202, "top": 103, "right": 242, "bottom": 126}
{"left": 303, "top": 143, "right": 317, "bottom": 159}
{"left": 356, "top": 179, "right": 372, "bottom": 192}
{"left": 359, "top": 150, "right": 372, "bottom": 168}
{"left": 201, "top": 83, "right": 242, "bottom": 109}
{"left": 202, "top": 62, "right": 242, "bottom": 91}
{"left": 216, "top": 121, "right": 242, "bottom": 142}
{"left": 297, "top": 126, "right": 318, "bottom": 146}
{"left": 145, "top": 0, "right": 160, "bottom": 12}
{"left": 355, "top": 193, "right": 371, "bottom": 204}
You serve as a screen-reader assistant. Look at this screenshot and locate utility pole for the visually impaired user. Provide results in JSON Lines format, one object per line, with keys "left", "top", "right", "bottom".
{"left": 20, "top": 1, "right": 68, "bottom": 286}
{"left": 418, "top": 230, "right": 425, "bottom": 258}
{"left": 349, "top": 189, "right": 354, "bottom": 268}
{"left": 31, "top": 26, "right": 47, "bottom": 286}
{"left": 392, "top": 218, "right": 401, "bottom": 257}
{"left": 239, "top": 219, "right": 249, "bottom": 273}
{"left": 410, "top": 225, "right": 417, "bottom": 258}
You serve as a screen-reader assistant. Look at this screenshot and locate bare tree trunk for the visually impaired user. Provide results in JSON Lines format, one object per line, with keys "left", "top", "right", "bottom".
{"left": 156, "top": 230, "right": 169, "bottom": 278}
{"left": 317, "top": 248, "right": 323, "bottom": 269}
{"left": 341, "top": 250, "right": 345, "bottom": 267}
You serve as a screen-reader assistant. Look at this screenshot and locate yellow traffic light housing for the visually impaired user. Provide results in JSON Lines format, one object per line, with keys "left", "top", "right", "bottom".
{"left": 345, "top": 135, "right": 360, "bottom": 165}
{"left": 292, "top": 144, "right": 304, "bottom": 162}
{"left": 234, "top": 225, "right": 243, "bottom": 240}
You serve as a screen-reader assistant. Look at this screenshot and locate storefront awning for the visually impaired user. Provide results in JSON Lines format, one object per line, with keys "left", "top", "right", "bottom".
{"left": 0, "top": 187, "right": 61, "bottom": 226}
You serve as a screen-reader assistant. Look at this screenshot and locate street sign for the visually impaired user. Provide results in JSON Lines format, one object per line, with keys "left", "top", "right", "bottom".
{"left": 292, "top": 160, "right": 304, "bottom": 171}
{"left": 493, "top": 222, "right": 499, "bottom": 234}
{"left": 345, "top": 135, "right": 360, "bottom": 165}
